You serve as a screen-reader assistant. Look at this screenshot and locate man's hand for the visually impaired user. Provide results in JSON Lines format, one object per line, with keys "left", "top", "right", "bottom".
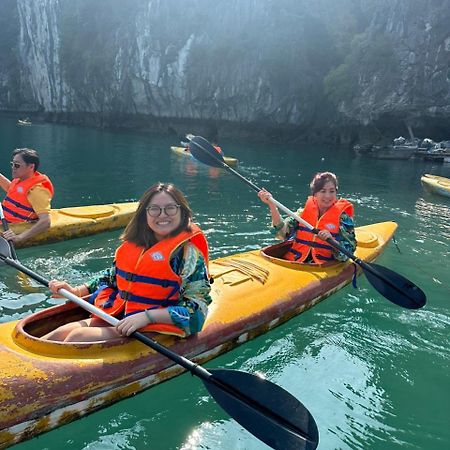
{"left": 2, "top": 229, "right": 22, "bottom": 243}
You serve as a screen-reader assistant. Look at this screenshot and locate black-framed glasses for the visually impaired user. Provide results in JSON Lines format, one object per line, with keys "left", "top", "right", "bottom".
{"left": 146, "top": 204, "right": 180, "bottom": 217}
{"left": 10, "top": 161, "right": 23, "bottom": 169}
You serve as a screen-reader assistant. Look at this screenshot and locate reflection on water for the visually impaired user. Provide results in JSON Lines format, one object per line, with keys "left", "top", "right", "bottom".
{"left": 1, "top": 116, "right": 449, "bottom": 450}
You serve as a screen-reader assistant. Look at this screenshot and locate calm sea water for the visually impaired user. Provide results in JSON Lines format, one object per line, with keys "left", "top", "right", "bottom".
{"left": 1, "top": 115, "right": 449, "bottom": 450}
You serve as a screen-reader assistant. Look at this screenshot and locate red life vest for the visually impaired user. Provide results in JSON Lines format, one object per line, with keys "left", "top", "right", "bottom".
{"left": 94, "top": 223, "right": 209, "bottom": 337}
{"left": 2, "top": 172, "right": 54, "bottom": 223}
{"left": 285, "top": 197, "right": 354, "bottom": 264}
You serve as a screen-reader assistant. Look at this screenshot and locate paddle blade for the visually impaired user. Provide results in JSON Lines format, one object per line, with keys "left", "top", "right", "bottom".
{"left": 204, "top": 369, "right": 318, "bottom": 450}
{"left": 188, "top": 135, "right": 225, "bottom": 168}
{"left": 0, "top": 236, "right": 12, "bottom": 264}
{"left": 363, "top": 262, "right": 426, "bottom": 309}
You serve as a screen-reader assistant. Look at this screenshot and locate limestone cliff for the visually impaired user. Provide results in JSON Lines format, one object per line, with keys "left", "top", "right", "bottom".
{"left": 1, "top": 0, "right": 449, "bottom": 143}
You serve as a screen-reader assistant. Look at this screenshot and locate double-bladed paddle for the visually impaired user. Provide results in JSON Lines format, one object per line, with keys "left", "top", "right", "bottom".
{"left": 0, "top": 238, "right": 318, "bottom": 450}
{"left": 187, "top": 135, "right": 426, "bottom": 310}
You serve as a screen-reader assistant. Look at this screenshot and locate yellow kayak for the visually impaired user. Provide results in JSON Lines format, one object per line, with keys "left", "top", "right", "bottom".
{"left": 170, "top": 146, "right": 239, "bottom": 166}
{"left": 9, "top": 202, "right": 138, "bottom": 248}
{"left": 0, "top": 221, "right": 396, "bottom": 448}
{"left": 421, "top": 173, "right": 450, "bottom": 198}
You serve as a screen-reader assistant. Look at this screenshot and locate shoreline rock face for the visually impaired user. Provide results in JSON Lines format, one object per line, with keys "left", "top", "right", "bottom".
{"left": 1, "top": 0, "right": 449, "bottom": 143}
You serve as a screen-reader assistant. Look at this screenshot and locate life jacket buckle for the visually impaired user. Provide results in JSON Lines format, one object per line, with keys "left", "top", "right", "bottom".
{"left": 125, "top": 272, "right": 134, "bottom": 281}
{"left": 121, "top": 291, "right": 130, "bottom": 300}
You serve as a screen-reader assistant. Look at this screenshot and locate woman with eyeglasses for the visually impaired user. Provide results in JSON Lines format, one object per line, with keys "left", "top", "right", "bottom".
{"left": 258, "top": 172, "right": 356, "bottom": 263}
{"left": 0, "top": 148, "right": 54, "bottom": 243}
{"left": 43, "top": 182, "right": 212, "bottom": 342}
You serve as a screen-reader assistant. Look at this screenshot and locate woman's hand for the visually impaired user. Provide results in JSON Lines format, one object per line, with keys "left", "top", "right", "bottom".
{"left": 258, "top": 188, "right": 273, "bottom": 205}
{"left": 116, "top": 312, "right": 149, "bottom": 336}
{"left": 317, "top": 230, "right": 333, "bottom": 242}
{"left": 48, "top": 280, "right": 76, "bottom": 298}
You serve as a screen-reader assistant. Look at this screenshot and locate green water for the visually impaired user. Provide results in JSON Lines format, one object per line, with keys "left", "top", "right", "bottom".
{"left": 1, "top": 116, "right": 449, "bottom": 450}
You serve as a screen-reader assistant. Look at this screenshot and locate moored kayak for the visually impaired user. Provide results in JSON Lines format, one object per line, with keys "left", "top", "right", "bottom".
{"left": 9, "top": 202, "right": 138, "bottom": 248}
{"left": 0, "top": 221, "right": 397, "bottom": 448}
{"left": 420, "top": 173, "right": 450, "bottom": 198}
{"left": 170, "top": 146, "right": 239, "bottom": 166}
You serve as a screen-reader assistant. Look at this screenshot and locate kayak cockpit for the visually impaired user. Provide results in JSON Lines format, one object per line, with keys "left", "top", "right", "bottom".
{"left": 11, "top": 302, "right": 132, "bottom": 357}
{"left": 260, "top": 229, "right": 380, "bottom": 269}
{"left": 17, "top": 302, "right": 89, "bottom": 338}
{"left": 260, "top": 241, "right": 339, "bottom": 269}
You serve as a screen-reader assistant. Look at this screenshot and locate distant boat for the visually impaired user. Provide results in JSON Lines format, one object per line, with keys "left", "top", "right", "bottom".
{"left": 370, "top": 144, "right": 417, "bottom": 160}
{"left": 414, "top": 140, "right": 450, "bottom": 162}
{"left": 17, "top": 118, "right": 32, "bottom": 125}
{"left": 366, "top": 136, "right": 419, "bottom": 160}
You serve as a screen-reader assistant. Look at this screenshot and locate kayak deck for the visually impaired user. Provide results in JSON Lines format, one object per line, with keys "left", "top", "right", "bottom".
{"left": 0, "top": 221, "right": 397, "bottom": 448}
{"left": 421, "top": 173, "right": 450, "bottom": 198}
{"left": 10, "top": 202, "right": 138, "bottom": 248}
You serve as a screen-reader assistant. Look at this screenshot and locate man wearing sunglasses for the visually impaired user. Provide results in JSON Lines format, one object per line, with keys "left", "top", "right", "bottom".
{"left": 0, "top": 148, "right": 54, "bottom": 244}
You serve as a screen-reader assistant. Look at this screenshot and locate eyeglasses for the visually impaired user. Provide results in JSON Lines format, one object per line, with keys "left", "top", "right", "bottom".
{"left": 10, "top": 161, "right": 23, "bottom": 169}
{"left": 146, "top": 204, "right": 180, "bottom": 217}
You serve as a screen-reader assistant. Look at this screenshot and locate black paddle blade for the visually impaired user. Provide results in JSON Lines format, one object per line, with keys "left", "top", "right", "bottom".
{"left": 188, "top": 135, "right": 225, "bottom": 168}
{"left": 363, "top": 262, "right": 426, "bottom": 309}
{"left": 0, "top": 236, "right": 12, "bottom": 264}
{"left": 204, "top": 369, "right": 319, "bottom": 450}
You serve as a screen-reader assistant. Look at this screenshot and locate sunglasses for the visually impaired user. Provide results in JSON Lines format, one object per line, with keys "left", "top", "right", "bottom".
{"left": 146, "top": 204, "right": 180, "bottom": 217}
{"left": 10, "top": 161, "right": 23, "bottom": 169}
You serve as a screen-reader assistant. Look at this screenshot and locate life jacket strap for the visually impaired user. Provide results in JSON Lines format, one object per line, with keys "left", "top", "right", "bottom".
{"left": 293, "top": 238, "right": 334, "bottom": 252}
{"left": 2, "top": 204, "right": 36, "bottom": 222}
{"left": 116, "top": 267, "right": 179, "bottom": 288}
{"left": 119, "top": 289, "right": 175, "bottom": 307}
{"left": 287, "top": 248, "right": 303, "bottom": 260}
{"left": 3, "top": 196, "right": 34, "bottom": 212}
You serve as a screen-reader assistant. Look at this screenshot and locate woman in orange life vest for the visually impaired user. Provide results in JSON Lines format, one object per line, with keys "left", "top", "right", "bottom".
{"left": 43, "top": 182, "right": 212, "bottom": 342}
{"left": 258, "top": 172, "right": 356, "bottom": 263}
{"left": 0, "top": 148, "right": 54, "bottom": 244}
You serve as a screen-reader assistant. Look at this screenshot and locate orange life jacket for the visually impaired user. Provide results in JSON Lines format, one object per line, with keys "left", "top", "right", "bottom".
{"left": 2, "top": 172, "right": 54, "bottom": 223}
{"left": 285, "top": 197, "right": 354, "bottom": 264}
{"left": 94, "top": 224, "right": 209, "bottom": 337}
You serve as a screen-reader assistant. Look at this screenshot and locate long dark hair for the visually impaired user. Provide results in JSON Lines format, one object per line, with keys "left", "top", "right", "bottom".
{"left": 121, "top": 182, "right": 192, "bottom": 248}
{"left": 309, "top": 172, "right": 338, "bottom": 195}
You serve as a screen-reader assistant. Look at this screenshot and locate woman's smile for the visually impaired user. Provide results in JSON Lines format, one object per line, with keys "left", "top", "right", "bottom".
{"left": 146, "top": 192, "right": 181, "bottom": 240}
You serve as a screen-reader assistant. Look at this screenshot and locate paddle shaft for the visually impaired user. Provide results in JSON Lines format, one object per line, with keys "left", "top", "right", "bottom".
{"left": 0, "top": 203, "right": 18, "bottom": 260}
